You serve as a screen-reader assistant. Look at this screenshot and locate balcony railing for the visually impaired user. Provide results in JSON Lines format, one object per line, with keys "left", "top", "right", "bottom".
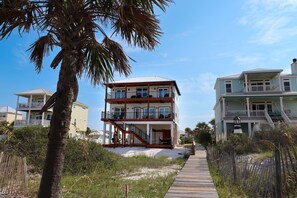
{"left": 17, "top": 102, "right": 44, "bottom": 109}
{"left": 14, "top": 119, "right": 50, "bottom": 127}
{"left": 244, "top": 85, "right": 280, "bottom": 93}
{"left": 101, "top": 111, "right": 174, "bottom": 120}
{"left": 225, "top": 110, "right": 265, "bottom": 117}
{"left": 107, "top": 90, "right": 174, "bottom": 99}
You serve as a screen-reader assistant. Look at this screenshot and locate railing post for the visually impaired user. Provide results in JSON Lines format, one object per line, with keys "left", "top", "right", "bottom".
{"left": 275, "top": 142, "right": 282, "bottom": 198}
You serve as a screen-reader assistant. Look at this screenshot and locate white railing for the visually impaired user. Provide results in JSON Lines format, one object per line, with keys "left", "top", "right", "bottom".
{"left": 244, "top": 85, "right": 280, "bottom": 93}
{"left": 14, "top": 119, "right": 50, "bottom": 127}
{"left": 225, "top": 110, "right": 247, "bottom": 117}
{"left": 18, "top": 102, "right": 44, "bottom": 109}
{"left": 249, "top": 110, "right": 265, "bottom": 117}
{"left": 264, "top": 111, "right": 274, "bottom": 129}
{"left": 284, "top": 109, "right": 297, "bottom": 121}
{"left": 225, "top": 110, "right": 266, "bottom": 117}
{"left": 281, "top": 110, "right": 292, "bottom": 124}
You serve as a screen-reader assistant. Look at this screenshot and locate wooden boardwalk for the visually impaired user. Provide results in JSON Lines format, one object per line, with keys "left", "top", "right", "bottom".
{"left": 165, "top": 146, "right": 218, "bottom": 198}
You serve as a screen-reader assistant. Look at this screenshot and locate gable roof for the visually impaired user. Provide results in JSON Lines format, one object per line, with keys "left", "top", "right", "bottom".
{"left": 106, "top": 76, "right": 181, "bottom": 95}
{"left": 15, "top": 88, "right": 54, "bottom": 96}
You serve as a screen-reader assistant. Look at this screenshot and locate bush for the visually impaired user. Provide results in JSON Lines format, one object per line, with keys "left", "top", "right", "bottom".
{"left": 8, "top": 126, "right": 48, "bottom": 172}
{"left": 197, "top": 131, "right": 212, "bottom": 148}
{"left": 6, "top": 126, "right": 122, "bottom": 174}
{"left": 216, "top": 134, "right": 257, "bottom": 155}
{"left": 180, "top": 136, "right": 192, "bottom": 144}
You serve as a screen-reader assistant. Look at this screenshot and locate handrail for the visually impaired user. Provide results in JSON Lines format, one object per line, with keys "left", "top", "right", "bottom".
{"left": 130, "top": 124, "right": 149, "bottom": 143}
{"left": 264, "top": 110, "right": 274, "bottom": 129}
{"left": 281, "top": 109, "right": 291, "bottom": 124}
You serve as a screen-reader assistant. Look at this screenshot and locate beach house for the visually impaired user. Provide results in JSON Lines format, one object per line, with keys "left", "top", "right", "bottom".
{"left": 101, "top": 76, "right": 181, "bottom": 148}
{"left": 14, "top": 88, "right": 88, "bottom": 138}
{"left": 214, "top": 59, "right": 297, "bottom": 141}
{"left": 0, "top": 106, "right": 22, "bottom": 123}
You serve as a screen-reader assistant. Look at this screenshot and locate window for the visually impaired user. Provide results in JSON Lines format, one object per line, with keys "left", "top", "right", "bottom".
{"left": 114, "top": 107, "right": 125, "bottom": 119}
{"left": 136, "top": 88, "right": 147, "bottom": 98}
{"left": 115, "top": 89, "right": 125, "bottom": 99}
{"left": 283, "top": 79, "right": 291, "bottom": 92}
{"left": 225, "top": 81, "right": 232, "bottom": 93}
{"left": 73, "top": 118, "right": 77, "bottom": 127}
{"left": 158, "top": 107, "right": 170, "bottom": 118}
{"left": 46, "top": 114, "right": 52, "bottom": 120}
{"left": 143, "top": 107, "right": 155, "bottom": 118}
{"left": 158, "top": 88, "right": 169, "bottom": 98}
{"left": 35, "top": 115, "right": 42, "bottom": 120}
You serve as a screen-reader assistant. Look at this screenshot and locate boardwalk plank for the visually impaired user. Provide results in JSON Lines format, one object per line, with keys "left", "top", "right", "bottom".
{"left": 164, "top": 146, "right": 218, "bottom": 198}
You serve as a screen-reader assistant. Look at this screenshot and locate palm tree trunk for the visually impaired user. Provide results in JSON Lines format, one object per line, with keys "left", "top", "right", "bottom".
{"left": 38, "top": 53, "right": 78, "bottom": 198}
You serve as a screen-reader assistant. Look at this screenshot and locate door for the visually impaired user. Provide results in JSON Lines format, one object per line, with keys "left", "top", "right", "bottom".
{"left": 134, "top": 107, "right": 141, "bottom": 119}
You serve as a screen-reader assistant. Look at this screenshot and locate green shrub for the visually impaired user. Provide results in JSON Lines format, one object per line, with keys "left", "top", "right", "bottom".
{"left": 64, "top": 139, "right": 121, "bottom": 174}
{"left": 9, "top": 126, "right": 48, "bottom": 172}
{"left": 180, "top": 136, "right": 192, "bottom": 144}
{"left": 7, "top": 126, "right": 122, "bottom": 174}
{"left": 197, "top": 131, "right": 212, "bottom": 148}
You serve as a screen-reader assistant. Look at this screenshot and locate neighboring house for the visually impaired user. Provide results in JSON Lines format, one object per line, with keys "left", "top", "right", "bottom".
{"left": 0, "top": 106, "right": 22, "bottom": 123}
{"left": 14, "top": 88, "right": 88, "bottom": 138}
{"left": 101, "top": 76, "right": 181, "bottom": 148}
{"left": 214, "top": 59, "right": 297, "bottom": 142}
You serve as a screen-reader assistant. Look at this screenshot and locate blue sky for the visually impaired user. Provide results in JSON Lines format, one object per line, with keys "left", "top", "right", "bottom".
{"left": 1, "top": 0, "right": 297, "bottom": 131}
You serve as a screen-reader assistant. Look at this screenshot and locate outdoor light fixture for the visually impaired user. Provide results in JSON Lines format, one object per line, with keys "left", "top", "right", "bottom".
{"left": 233, "top": 115, "right": 242, "bottom": 134}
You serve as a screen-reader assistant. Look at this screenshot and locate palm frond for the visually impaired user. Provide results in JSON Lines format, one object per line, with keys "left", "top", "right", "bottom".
{"left": 85, "top": 41, "right": 115, "bottom": 85}
{"left": 0, "top": 0, "right": 43, "bottom": 39}
{"left": 50, "top": 50, "right": 63, "bottom": 69}
{"left": 28, "top": 34, "right": 54, "bottom": 72}
{"left": 113, "top": 4, "right": 162, "bottom": 50}
{"left": 103, "top": 36, "right": 131, "bottom": 76}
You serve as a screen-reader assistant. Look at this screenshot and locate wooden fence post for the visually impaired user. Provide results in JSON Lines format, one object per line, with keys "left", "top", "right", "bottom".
{"left": 274, "top": 142, "right": 282, "bottom": 198}
{"left": 232, "top": 148, "right": 237, "bottom": 183}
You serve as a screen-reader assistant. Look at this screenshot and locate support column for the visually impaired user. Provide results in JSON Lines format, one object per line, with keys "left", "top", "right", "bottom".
{"left": 248, "top": 122, "right": 252, "bottom": 137}
{"left": 14, "top": 96, "right": 19, "bottom": 126}
{"left": 109, "top": 124, "right": 112, "bottom": 144}
{"left": 147, "top": 124, "right": 150, "bottom": 144}
{"left": 245, "top": 74, "right": 248, "bottom": 92}
{"left": 278, "top": 74, "right": 282, "bottom": 91}
{"left": 149, "top": 125, "right": 152, "bottom": 144}
{"left": 27, "top": 95, "right": 32, "bottom": 125}
{"left": 41, "top": 94, "right": 46, "bottom": 125}
{"left": 222, "top": 98, "right": 226, "bottom": 117}
{"left": 171, "top": 123, "right": 174, "bottom": 146}
{"left": 246, "top": 98, "right": 250, "bottom": 117}
{"left": 103, "top": 122, "right": 106, "bottom": 144}
{"left": 280, "top": 97, "right": 283, "bottom": 111}
{"left": 223, "top": 121, "right": 227, "bottom": 141}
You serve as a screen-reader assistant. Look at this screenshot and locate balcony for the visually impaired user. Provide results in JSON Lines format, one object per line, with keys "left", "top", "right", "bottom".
{"left": 243, "top": 85, "right": 281, "bottom": 93}
{"left": 101, "top": 111, "right": 174, "bottom": 121}
{"left": 107, "top": 90, "right": 173, "bottom": 100}
{"left": 17, "top": 102, "right": 52, "bottom": 111}
{"left": 225, "top": 110, "right": 265, "bottom": 117}
{"left": 14, "top": 119, "right": 51, "bottom": 127}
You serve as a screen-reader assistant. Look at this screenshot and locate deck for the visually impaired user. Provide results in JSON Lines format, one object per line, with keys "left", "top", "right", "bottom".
{"left": 165, "top": 145, "right": 218, "bottom": 198}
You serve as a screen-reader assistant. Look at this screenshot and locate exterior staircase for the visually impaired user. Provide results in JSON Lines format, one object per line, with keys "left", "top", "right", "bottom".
{"left": 109, "top": 120, "right": 149, "bottom": 146}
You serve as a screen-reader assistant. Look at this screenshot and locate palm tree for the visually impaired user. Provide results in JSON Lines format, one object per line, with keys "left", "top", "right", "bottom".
{"left": 0, "top": 1, "right": 172, "bottom": 197}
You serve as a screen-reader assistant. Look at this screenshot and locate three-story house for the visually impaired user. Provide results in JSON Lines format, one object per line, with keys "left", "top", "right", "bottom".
{"left": 101, "top": 76, "right": 181, "bottom": 148}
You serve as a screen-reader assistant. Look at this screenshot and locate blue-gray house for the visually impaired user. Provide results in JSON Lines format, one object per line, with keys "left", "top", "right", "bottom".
{"left": 214, "top": 59, "right": 297, "bottom": 141}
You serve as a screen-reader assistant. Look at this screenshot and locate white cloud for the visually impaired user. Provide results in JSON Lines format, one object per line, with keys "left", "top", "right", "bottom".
{"left": 240, "top": 0, "right": 297, "bottom": 45}
{"left": 234, "top": 54, "right": 261, "bottom": 66}
{"left": 178, "top": 72, "right": 217, "bottom": 94}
